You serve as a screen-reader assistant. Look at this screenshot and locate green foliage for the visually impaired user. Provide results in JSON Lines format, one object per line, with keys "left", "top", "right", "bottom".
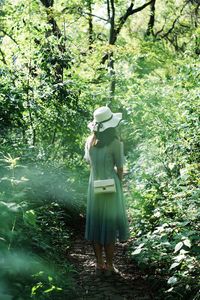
{"left": 0, "top": 154, "right": 83, "bottom": 299}
{"left": 0, "top": 0, "right": 199, "bottom": 299}
{"left": 125, "top": 52, "right": 200, "bottom": 299}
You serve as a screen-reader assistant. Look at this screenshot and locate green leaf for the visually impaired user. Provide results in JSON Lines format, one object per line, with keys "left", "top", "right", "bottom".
{"left": 44, "top": 285, "right": 56, "bottom": 293}
{"left": 131, "top": 248, "right": 143, "bottom": 255}
{"left": 23, "top": 210, "right": 36, "bottom": 227}
{"left": 0, "top": 201, "right": 21, "bottom": 212}
{"left": 170, "top": 262, "right": 180, "bottom": 270}
{"left": 183, "top": 239, "right": 191, "bottom": 248}
{"left": 174, "top": 254, "right": 185, "bottom": 262}
{"left": 167, "top": 276, "right": 178, "bottom": 285}
{"left": 31, "top": 283, "right": 43, "bottom": 295}
{"left": 174, "top": 242, "right": 183, "bottom": 253}
{"left": 168, "top": 162, "right": 175, "bottom": 170}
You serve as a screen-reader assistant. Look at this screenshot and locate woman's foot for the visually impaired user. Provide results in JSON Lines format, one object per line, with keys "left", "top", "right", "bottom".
{"left": 104, "top": 264, "right": 118, "bottom": 277}
{"left": 95, "top": 263, "right": 106, "bottom": 276}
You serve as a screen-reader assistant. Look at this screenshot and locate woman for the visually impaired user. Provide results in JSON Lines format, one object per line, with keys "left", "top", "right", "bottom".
{"left": 84, "top": 106, "right": 129, "bottom": 276}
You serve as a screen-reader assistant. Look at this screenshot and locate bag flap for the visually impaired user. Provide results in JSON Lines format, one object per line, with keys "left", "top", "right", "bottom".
{"left": 94, "top": 179, "right": 115, "bottom": 188}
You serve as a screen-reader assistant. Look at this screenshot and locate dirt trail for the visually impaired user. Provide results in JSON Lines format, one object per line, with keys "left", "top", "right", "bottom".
{"left": 67, "top": 235, "right": 155, "bottom": 300}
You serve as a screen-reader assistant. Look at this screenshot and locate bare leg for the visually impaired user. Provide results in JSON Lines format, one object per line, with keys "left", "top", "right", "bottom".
{"left": 104, "top": 243, "right": 115, "bottom": 269}
{"left": 93, "top": 242, "right": 104, "bottom": 267}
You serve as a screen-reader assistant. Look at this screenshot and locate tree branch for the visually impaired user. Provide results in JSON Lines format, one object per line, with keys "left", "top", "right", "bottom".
{"left": 62, "top": 6, "right": 108, "bottom": 22}
{"left": 160, "top": 3, "right": 188, "bottom": 39}
{"left": 101, "top": 0, "right": 154, "bottom": 64}
{"left": 154, "top": 23, "right": 165, "bottom": 37}
{"left": 161, "top": 17, "right": 179, "bottom": 39}
{"left": 0, "top": 29, "right": 18, "bottom": 45}
{"left": 0, "top": 48, "right": 7, "bottom": 65}
{"left": 79, "top": 10, "right": 108, "bottom": 22}
{"left": 115, "top": 0, "right": 154, "bottom": 37}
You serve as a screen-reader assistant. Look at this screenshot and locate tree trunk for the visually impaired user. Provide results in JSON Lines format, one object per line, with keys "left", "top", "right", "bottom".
{"left": 101, "top": 0, "right": 154, "bottom": 64}
{"left": 108, "top": 53, "right": 115, "bottom": 101}
{"left": 194, "top": 3, "right": 200, "bottom": 55}
{"left": 40, "top": 0, "right": 64, "bottom": 82}
{"left": 146, "top": 0, "right": 156, "bottom": 36}
{"left": 107, "top": 0, "right": 116, "bottom": 101}
{"left": 87, "top": 0, "right": 93, "bottom": 50}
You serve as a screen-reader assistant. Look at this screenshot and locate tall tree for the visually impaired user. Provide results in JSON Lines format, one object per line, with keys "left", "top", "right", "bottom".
{"left": 107, "top": 0, "right": 116, "bottom": 100}
{"left": 40, "top": 0, "right": 66, "bottom": 82}
{"left": 87, "top": 0, "right": 94, "bottom": 50}
{"left": 101, "top": 0, "right": 154, "bottom": 64}
{"left": 146, "top": 0, "right": 156, "bottom": 36}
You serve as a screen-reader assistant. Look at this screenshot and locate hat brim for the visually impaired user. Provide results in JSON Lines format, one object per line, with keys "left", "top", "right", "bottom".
{"left": 88, "top": 112, "right": 122, "bottom": 132}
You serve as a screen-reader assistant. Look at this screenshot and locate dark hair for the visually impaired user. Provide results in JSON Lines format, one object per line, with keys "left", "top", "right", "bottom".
{"left": 90, "top": 127, "right": 118, "bottom": 148}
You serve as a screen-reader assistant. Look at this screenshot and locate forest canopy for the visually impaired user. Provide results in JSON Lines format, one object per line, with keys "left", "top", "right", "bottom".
{"left": 0, "top": 0, "right": 199, "bottom": 299}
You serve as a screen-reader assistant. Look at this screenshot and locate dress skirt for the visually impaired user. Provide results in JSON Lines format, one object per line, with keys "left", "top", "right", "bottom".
{"left": 84, "top": 138, "right": 130, "bottom": 245}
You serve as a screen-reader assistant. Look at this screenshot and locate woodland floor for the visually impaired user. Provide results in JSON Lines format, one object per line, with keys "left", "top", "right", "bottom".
{"left": 67, "top": 233, "right": 157, "bottom": 300}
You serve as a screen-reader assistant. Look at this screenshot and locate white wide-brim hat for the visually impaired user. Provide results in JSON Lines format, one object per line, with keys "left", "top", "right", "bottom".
{"left": 88, "top": 106, "right": 122, "bottom": 132}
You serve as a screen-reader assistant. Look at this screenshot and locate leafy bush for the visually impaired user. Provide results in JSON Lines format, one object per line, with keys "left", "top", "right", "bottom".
{"left": 0, "top": 153, "right": 84, "bottom": 299}
{"left": 127, "top": 56, "right": 200, "bottom": 300}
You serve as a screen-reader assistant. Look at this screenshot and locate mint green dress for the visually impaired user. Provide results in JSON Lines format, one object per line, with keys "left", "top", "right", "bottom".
{"left": 84, "top": 137, "right": 129, "bottom": 245}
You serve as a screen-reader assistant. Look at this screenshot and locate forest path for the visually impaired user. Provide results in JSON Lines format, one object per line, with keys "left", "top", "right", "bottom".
{"left": 67, "top": 234, "right": 155, "bottom": 300}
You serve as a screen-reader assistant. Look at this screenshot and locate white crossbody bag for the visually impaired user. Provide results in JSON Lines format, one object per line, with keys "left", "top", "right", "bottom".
{"left": 93, "top": 178, "right": 116, "bottom": 194}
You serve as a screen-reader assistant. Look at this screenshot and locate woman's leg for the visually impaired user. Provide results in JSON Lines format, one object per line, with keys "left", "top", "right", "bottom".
{"left": 93, "top": 242, "right": 104, "bottom": 267}
{"left": 104, "top": 243, "right": 115, "bottom": 269}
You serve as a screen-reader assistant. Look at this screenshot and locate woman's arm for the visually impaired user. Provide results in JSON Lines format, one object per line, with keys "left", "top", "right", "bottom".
{"left": 113, "top": 140, "right": 124, "bottom": 181}
{"left": 117, "top": 167, "right": 123, "bottom": 181}
{"left": 84, "top": 136, "right": 92, "bottom": 163}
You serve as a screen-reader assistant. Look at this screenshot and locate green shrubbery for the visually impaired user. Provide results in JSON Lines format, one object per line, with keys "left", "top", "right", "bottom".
{"left": 0, "top": 152, "right": 87, "bottom": 299}
{"left": 0, "top": 0, "right": 199, "bottom": 299}
{"left": 126, "top": 57, "right": 200, "bottom": 300}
